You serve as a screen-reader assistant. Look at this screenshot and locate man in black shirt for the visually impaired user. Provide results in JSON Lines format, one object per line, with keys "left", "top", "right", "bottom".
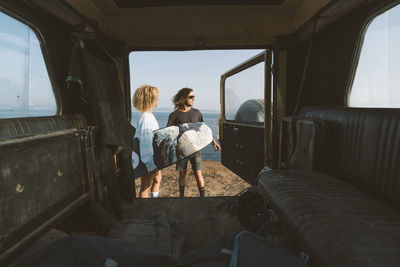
{"left": 167, "top": 88, "right": 220, "bottom": 197}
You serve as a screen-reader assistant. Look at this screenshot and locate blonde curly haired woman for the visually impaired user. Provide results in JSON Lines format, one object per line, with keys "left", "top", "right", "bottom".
{"left": 133, "top": 85, "right": 162, "bottom": 198}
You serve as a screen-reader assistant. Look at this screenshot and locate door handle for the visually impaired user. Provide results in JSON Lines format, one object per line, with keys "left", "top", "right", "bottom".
{"left": 233, "top": 126, "right": 239, "bottom": 134}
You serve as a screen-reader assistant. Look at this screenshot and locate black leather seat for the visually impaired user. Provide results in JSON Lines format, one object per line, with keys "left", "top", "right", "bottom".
{"left": 258, "top": 107, "right": 400, "bottom": 267}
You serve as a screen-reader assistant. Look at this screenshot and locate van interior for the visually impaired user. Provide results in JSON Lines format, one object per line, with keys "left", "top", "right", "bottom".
{"left": 0, "top": 0, "right": 400, "bottom": 266}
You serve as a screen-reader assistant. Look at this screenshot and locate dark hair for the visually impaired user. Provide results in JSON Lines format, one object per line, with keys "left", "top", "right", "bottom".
{"left": 172, "top": 88, "right": 193, "bottom": 110}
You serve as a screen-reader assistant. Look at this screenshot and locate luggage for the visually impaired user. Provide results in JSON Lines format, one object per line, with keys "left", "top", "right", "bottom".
{"left": 177, "top": 231, "right": 308, "bottom": 267}
{"left": 227, "top": 186, "right": 269, "bottom": 233}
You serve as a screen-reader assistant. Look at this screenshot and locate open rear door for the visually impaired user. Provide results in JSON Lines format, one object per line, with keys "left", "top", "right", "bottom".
{"left": 219, "top": 51, "right": 273, "bottom": 184}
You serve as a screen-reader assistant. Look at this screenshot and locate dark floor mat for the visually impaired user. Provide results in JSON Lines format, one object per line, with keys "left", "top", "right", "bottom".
{"left": 107, "top": 211, "right": 185, "bottom": 258}
{"left": 18, "top": 234, "right": 175, "bottom": 267}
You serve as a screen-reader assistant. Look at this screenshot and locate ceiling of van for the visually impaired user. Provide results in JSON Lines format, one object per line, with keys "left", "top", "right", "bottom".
{"left": 63, "top": 0, "right": 334, "bottom": 49}
{"left": 113, "top": 0, "right": 285, "bottom": 8}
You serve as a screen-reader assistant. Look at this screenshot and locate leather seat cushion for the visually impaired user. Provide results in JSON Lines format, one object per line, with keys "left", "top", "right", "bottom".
{"left": 258, "top": 169, "right": 400, "bottom": 267}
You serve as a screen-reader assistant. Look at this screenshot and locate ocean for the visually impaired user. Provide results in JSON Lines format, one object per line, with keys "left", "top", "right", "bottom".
{"left": 131, "top": 111, "right": 221, "bottom": 162}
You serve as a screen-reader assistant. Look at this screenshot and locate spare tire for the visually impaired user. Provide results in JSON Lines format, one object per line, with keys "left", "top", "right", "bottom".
{"left": 234, "top": 99, "right": 264, "bottom": 123}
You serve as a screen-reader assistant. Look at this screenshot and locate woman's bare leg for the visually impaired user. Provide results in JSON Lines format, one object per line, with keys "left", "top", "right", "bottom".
{"left": 139, "top": 172, "right": 154, "bottom": 198}
{"left": 151, "top": 170, "right": 162, "bottom": 197}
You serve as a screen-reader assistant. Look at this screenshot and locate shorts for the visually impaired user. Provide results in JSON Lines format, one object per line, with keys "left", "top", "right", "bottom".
{"left": 176, "top": 152, "right": 202, "bottom": 171}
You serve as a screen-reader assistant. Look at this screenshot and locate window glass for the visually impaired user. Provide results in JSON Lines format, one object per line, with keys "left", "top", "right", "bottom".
{"left": 349, "top": 4, "right": 400, "bottom": 108}
{"left": 0, "top": 11, "right": 56, "bottom": 119}
{"left": 225, "top": 62, "right": 264, "bottom": 123}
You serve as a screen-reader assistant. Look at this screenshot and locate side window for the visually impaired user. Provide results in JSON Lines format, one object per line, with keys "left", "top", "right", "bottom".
{"left": 225, "top": 62, "right": 264, "bottom": 123}
{"left": 0, "top": 11, "right": 56, "bottom": 119}
{"left": 349, "top": 4, "right": 400, "bottom": 108}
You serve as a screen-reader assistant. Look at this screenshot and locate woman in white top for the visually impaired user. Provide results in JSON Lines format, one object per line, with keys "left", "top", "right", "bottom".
{"left": 133, "top": 85, "right": 162, "bottom": 198}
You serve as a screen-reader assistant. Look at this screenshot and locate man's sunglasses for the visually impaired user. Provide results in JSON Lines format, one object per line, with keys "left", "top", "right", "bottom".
{"left": 188, "top": 95, "right": 195, "bottom": 99}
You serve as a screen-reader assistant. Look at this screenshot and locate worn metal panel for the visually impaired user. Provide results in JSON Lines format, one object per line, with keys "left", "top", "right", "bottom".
{"left": 0, "top": 130, "right": 86, "bottom": 253}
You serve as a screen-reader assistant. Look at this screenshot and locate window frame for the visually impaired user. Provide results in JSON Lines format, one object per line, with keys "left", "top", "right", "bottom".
{"left": 221, "top": 51, "right": 266, "bottom": 126}
{"left": 345, "top": 1, "right": 400, "bottom": 107}
{"left": 0, "top": 7, "right": 61, "bottom": 116}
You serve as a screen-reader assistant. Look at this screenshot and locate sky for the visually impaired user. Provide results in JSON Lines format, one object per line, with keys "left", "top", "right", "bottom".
{"left": 129, "top": 49, "right": 263, "bottom": 112}
{"left": 0, "top": 11, "right": 55, "bottom": 114}
{"left": 349, "top": 4, "right": 400, "bottom": 107}
{"left": 1, "top": 4, "right": 400, "bottom": 117}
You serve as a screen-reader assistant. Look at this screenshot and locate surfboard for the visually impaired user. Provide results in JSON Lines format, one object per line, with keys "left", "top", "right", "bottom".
{"left": 132, "top": 122, "right": 213, "bottom": 178}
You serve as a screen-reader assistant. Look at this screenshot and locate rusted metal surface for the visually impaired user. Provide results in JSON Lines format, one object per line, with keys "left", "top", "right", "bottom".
{"left": 0, "top": 115, "right": 90, "bottom": 260}
{"left": 0, "top": 130, "right": 87, "bottom": 252}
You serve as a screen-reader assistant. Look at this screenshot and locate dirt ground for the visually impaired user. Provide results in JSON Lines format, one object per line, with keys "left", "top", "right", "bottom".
{"left": 135, "top": 161, "right": 251, "bottom": 197}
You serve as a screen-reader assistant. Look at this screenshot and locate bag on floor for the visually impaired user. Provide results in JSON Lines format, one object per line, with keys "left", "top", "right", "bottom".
{"left": 177, "top": 231, "right": 308, "bottom": 267}
{"left": 228, "top": 186, "right": 269, "bottom": 232}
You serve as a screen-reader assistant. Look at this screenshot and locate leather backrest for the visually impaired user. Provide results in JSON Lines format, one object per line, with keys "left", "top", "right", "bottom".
{"left": 299, "top": 107, "right": 400, "bottom": 209}
{"left": 0, "top": 115, "right": 86, "bottom": 140}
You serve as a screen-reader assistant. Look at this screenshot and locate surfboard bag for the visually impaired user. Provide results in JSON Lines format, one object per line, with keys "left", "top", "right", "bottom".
{"left": 132, "top": 137, "right": 149, "bottom": 178}
{"left": 132, "top": 122, "right": 212, "bottom": 178}
{"left": 177, "top": 231, "right": 308, "bottom": 267}
{"left": 279, "top": 116, "right": 332, "bottom": 172}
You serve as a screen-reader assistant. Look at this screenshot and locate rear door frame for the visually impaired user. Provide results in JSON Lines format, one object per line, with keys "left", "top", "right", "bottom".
{"left": 219, "top": 50, "right": 274, "bottom": 183}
